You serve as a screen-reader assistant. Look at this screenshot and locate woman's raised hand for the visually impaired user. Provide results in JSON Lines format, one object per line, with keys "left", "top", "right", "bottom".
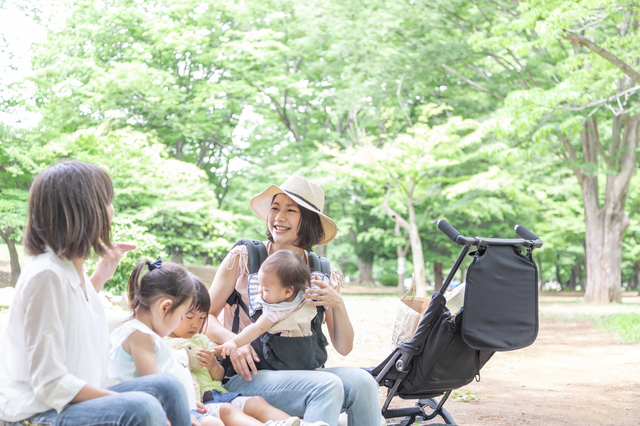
{"left": 303, "top": 274, "right": 343, "bottom": 310}
{"left": 90, "top": 242, "right": 136, "bottom": 292}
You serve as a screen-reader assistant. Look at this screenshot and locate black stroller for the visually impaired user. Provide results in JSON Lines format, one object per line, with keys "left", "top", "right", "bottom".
{"left": 368, "top": 220, "right": 543, "bottom": 426}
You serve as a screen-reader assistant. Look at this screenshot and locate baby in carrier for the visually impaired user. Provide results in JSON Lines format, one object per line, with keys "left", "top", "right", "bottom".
{"left": 215, "top": 249, "right": 322, "bottom": 357}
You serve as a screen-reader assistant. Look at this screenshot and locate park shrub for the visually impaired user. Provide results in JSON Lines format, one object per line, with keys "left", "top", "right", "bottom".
{"left": 379, "top": 276, "right": 398, "bottom": 287}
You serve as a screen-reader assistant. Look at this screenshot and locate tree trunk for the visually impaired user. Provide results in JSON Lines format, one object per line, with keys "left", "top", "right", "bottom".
{"left": 171, "top": 250, "right": 184, "bottom": 264}
{"left": 315, "top": 244, "right": 326, "bottom": 258}
{"left": 395, "top": 223, "right": 410, "bottom": 295}
{"left": 434, "top": 262, "right": 443, "bottom": 292}
{"left": 636, "top": 260, "right": 640, "bottom": 295}
{"left": 381, "top": 189, "right": 426, "bottom": 296}
{"left": 355, "top": 258, "right": 375, "bottom": 287}
{"left": 537, "top": 254, "right": 543, "bottom": 288}
{"left": 576, "top": 115, "right": 640, "bottom": 303}
{"left": 0, "top": 226, "right": 21, "bottom": 287}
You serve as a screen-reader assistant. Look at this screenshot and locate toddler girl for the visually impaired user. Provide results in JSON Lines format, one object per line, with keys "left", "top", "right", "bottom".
{"left": 108, "top": 257, "right": 212, "bottom": 425}
{"left": 170, "top": 279, "right": 327, "bottom": 426}
{"left": 0, "top": 160, "right": 190, "bottom": 426}
{"left": 215, "top": 250, "right": 318, "bottom": 358}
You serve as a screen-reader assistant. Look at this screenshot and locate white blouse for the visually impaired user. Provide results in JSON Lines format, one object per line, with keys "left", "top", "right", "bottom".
{"left": 0, "top": 249, "right": 109, "bottom": 422}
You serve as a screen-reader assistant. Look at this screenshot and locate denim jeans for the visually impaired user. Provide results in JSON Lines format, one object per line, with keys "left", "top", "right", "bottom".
{"left": 4, "top": 374, "right": 191, "bottom": 426}
{"left": 223, "top": 367, "right": 381, "bottom": 426}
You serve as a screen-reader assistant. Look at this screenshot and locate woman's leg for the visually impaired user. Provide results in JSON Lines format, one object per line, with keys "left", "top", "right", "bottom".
{"left": 321, "top": 367, "right": 382, "bottom": 426}
{"left": 27, "top": 392, "right": 166, "bottom": 426}
{"left": 224, "top": 370, "right": 343, "bottom": 425}
{"left": 107, "top": 373, "right": 192, "bottom": 426}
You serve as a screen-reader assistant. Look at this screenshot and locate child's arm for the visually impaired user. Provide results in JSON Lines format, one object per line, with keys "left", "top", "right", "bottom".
{"left": 214, "top": 316, "right": 274, "bottom": 358}
{"left": 124, "top": 330, "right": 158, "bottom": 376}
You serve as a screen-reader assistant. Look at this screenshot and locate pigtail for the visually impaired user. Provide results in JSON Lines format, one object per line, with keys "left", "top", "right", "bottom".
{"left": 127, "top": 260, "right": 149, "bottom": 314}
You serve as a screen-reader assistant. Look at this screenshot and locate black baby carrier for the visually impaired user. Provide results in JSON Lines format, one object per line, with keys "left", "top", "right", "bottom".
{"left": 222, "top": 239, "right": 330, "bottom": 375}
{"left": 368, "top": 221, "right": 543, "bottom": 425}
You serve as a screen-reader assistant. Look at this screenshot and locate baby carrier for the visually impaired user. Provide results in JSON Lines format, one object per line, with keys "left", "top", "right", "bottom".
{"left": 222, "top": 239, "right": 330, "bottom": 375}
{"left": 368, "top": 221, "right": 543, "bottom": 425}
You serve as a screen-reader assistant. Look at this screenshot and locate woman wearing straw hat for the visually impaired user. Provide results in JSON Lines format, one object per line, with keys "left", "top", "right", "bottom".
{"left": 205, "top": 174, "right": 381, "bottom": 426}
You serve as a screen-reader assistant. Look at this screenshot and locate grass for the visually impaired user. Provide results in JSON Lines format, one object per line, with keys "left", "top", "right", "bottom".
{"left": 451, "top": 391, "right": 479, "bottom": 402}
{"left": 598, "top": 313, "right": 640, "bottom": 344}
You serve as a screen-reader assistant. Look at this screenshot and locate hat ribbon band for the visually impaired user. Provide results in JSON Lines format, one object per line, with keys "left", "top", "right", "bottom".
{"left": 284, "top": 189, "right": 321, "bottom": 212}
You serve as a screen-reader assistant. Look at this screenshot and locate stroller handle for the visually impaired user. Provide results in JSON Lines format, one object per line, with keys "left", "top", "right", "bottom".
{"left": 438, "top": 220, "right": 543, "bottom": 248}
{"left": 437, "top": 220, "right": 475, "bottom": 245}
{"left": 514, "top": 225, "right": 539, "bottom": 241}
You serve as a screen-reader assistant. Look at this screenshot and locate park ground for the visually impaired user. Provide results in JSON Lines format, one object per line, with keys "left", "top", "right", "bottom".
{"left": 2, "top": 254, "right": 639, "bottom": 425}
{"left": 328, "top": 292, "right": 640, "bottom": 426}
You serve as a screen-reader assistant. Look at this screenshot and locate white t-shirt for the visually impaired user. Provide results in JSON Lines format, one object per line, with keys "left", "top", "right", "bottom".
{"left": 0, "top": 249, "right": 109, "bottom": 422}
{"left": 108, "top": 319, "right": 197, "bottom": 409}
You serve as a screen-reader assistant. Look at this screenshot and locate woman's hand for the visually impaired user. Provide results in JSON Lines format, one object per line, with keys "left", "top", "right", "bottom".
{"left": 228, "top": 344, "right": 260, "bottom": 381}
{"left": 303, "top": 274, "right": 344, "bottom": 310}
{"left": 90, "top": 242, "right": 136, "bottom": 292}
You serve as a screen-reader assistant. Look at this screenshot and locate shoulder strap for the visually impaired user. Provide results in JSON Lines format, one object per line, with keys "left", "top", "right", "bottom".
{"left": 307, "top": 252, "right": 331, "bottom": 275}
{"left": 225, "top": 239, "right": 269, "bottom": 333}
{"left": 232, "top": 239, "right": 269, "bottom": 275}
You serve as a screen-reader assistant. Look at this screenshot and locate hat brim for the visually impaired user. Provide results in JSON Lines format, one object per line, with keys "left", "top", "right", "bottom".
{"left": 250, "top": 184, "right": 338, "bottom": 246}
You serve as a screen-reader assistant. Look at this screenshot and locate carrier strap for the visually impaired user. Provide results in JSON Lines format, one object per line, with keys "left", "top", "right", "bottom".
{"left": 225, "top": 238, "right": 330, "bottom": 336}
{"left": 225, "top": 239, "right": 268, "bottom": 333}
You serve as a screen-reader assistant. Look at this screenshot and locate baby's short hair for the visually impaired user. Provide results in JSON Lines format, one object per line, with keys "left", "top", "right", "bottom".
{"left": 260, "top": 250, "right": 310, "bottom": 294}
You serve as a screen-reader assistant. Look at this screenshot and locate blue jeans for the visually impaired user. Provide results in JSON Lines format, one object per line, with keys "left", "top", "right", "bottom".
{"left": 6, "top": 374, "right": 191, "bottom": 426}
{"left": 223, "top": 367, "right": 381, "bottom": 426}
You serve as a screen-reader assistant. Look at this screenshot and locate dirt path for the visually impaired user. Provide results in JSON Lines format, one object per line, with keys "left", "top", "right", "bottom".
{"left": 327, "top": 295, "right": 640, "bottom": 426}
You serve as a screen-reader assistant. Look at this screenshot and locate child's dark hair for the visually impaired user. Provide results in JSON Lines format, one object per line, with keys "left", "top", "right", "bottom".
{"left": 24, "top": 159, "right": 113, "bottom": 259}
{"left": 260, "top": 249, "right": 310, "bottom": 294}
{"left": 191, "top": 278, "right": 210, "bottom": 333}
{"left": 128, "top": 259, "right": 197, "bottom": 317}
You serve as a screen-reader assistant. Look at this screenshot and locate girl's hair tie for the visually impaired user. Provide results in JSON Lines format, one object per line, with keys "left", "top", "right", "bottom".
{"left": 148, "top": 256, "right": 163, "bottom": 271}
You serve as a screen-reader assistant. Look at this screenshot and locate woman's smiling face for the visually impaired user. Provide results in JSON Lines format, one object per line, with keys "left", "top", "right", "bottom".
{"left": 267, "top": 193, "right": 301, "bottom": 248}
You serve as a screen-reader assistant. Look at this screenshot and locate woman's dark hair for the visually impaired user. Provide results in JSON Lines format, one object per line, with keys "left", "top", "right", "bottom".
{"left": 260, "top": 249, "right": 310, "bottom": 294}
{"left": 266, "top": 194, "right": 325, "bottom": 252}
{"left": 128, "top": 260, "right": 197, "bottom": 318}
{"left": 190, "top": 278, "right": 210, "bottom": 333}
{"left": 24, "top": 159, "right": 114, "bottom": 259}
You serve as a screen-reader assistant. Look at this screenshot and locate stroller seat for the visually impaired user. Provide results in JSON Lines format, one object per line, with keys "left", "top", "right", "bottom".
{"left": 368, "top": 221, "right": 543, "bottom": 426}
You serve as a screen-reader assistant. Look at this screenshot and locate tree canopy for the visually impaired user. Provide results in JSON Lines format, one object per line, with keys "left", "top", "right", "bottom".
{"left": 2, "top": 0, "right": 640, "bottom": 302}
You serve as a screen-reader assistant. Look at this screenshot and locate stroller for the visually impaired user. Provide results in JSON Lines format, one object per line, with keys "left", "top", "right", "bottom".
{"left": 368, "top": 220, "right": 543, "bottom": 426}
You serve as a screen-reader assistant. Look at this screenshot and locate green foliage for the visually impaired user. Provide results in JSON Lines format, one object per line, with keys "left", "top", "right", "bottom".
{"left": 5, "top": 0, "right": 640, "bottom": 299}
{"left": 57, "top": 126, "right": 237, "bottom": 264}
{"left": 599, "top": 313, "right": 640, "bottom": 344}
{"left": 378, "top": 277, "right": 397, "bottom": 287}
{"left": 85, "top": 216, "right": 166, "bottom": 295}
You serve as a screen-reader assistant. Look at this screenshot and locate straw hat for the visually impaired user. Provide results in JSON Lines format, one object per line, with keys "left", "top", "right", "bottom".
{"left": 250, "top": 174, "right": 338, "bottom": 245}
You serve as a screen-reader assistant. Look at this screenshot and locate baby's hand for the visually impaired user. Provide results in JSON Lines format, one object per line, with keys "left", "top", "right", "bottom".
{"left": 213, "top": 341, "right": 238, "bottom": 359}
